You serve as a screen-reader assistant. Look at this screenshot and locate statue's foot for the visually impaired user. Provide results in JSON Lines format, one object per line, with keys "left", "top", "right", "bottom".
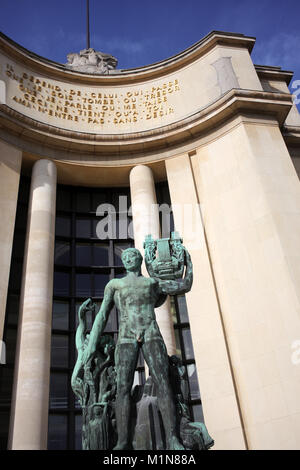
{"left": 168, "top": 435, "right": 185, "bottom": 450}
{"left": 113, "top": 442, "right": 129, "bottom": 450}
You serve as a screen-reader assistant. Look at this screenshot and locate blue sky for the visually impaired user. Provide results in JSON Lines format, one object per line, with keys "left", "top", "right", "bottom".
{"left": 0, "top": 0, "right": 300, "bottom": 91}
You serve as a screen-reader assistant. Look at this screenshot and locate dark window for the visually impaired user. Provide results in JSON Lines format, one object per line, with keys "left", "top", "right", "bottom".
{"left": 56, "top": 190, "right": 71, "bottom": 212}
{"left": 55, "top": 216, "right": 71, "bottom": 237}
{"left": 49, "top": 185, "right": 136, "bottom": 450}
{"left": 48, "top": 414, "right": 68, "bottom": 450}
{"left": 49, "top": 373, "right": 69, "bottom": 409}
{"left": 76, "top": 243, "right": 92, "bottom": 266}
{"left": 55, "top": 241, "right": 71, "bottom": 265}
{"left": 94, "top": 273, "right": 110, "bottom": 297}
{"left": 75, "top": 273, "right": 91, "bottom": 297}
{"left": 76, "top": 217, "right": 91, "bottom": 238}
{"left": 75, "top": 192, "right": 90, "bottom": 213}
{"left": 47, "top": 182, "right": 202, "bottom": 449}
{"left": 54, "top": 272, "right": 70, "bottom": 296}
{"left": 51, "top": 335, "right": 69, "bottom": 368}
{"left": 93, "top": 243, "right": 109, "bottom": 266}
{"left": 52, "top": 301, "right": 69, "bottom": 331}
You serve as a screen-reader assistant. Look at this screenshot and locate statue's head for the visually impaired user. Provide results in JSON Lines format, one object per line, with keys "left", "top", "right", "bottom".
{"left": 121, "top": 248, "right": 143, "bottom": 271}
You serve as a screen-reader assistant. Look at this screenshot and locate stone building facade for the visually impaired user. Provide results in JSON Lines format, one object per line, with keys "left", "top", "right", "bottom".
{"left": 0, "top": 30, "right": 300, "bottom": 450}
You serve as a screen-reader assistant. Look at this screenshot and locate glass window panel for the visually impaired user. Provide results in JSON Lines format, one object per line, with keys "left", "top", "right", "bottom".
{"left": 112, "top": 190, "right": 130, "bottom": 212}
{"left": 56, "top": 189, "right": 71, "bottom": 211}
{"left": 92, "top": 192, "right": 108, "bottom": 212}
{"left": 53, "top": 272, "right": 70, "bottom": 296}
{"left": 114, "top": 242, "right": 132, "bottom": 266}
{"left": 187, "top": 364, "right": 201, "bottom": 400}
{"left": 5, "top": 294, "right": 19, "bottom": 326}
{"left": 177, "top": 295, "right": 189, "bottom": 323}
{"left": 162, "top": 184, "right": 171, "bottom": 205}
{"left": 0, "top": 411, "right": 10, "bottom": 449}
{"left": 9, "top": 262, "right": 23, "bottom": 291}
{"left": 182, "top": 328, "right": 195, "bottom": 360}
{"left": 55, "top": 241, "right": 70, "bottom": 265}
{"left": 75, "top": 414, "right": 82, "bottom": 450}
{"left": 174, "top": 329, "right": 182, "bottom": 358}
{"left": 48, "top": 414, "right": 68, "bottom": 450}
{"left": 93, "top": 243, "right": 109, "bottom": 266}
{"left": 169, "top": 296, "right": 177, "bottom": 324}
{"left": 51, "top": 335, "right": 69, "bottom": 368}
{"left": 76, "top": 192, "right": 90, "bottom": 213}
{"left": 94, "top": 274, "right": 110, "bottom": 297}
{"left": 76, "top": 218, "right": 91, "bottom": 238}
{"left": 192, "top": 404, "right": 204, "bottom": 423}
{"left": 76, "top": 273, "right": 91, "bottom": 297}
{"left": 12, "top": 232, "right": 25, "bottom": 259}
{"left": 52, "top": 301, "right": 69, "bottom": 330}
{"left": 18, "top": 178, "right": 30, "bottom": 203}
{"left": 49, "top": 373, "right": 68, "bottom": 409}
{"left": 55, "top": 216, "right": 71, "bottom": 237}
{"left": 0, "top": 368, "right": 14, "bottom": 407}
{"left": 76, "top": 243, "right": 92, "bottom": 266}
{"left": 4, "top": 328, "right": 17, "bottom": 365}
{"left": 15, "top": 206, "right": 28, "bottom": 230}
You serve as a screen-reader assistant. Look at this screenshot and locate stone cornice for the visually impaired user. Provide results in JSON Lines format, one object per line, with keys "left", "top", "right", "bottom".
{"left": 0, "top": 30, "right": 256, "bottom": 85}
{"left": 0, "top": 88, "right": 293, "bottom": 161}
{"left": 282, "top": 124, "right": 300, "bottom": 145}
{"left": 255, "top": 65, "right": 294, "bottom": 85}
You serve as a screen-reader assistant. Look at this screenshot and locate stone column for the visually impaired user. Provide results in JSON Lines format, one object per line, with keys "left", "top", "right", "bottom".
{"left": 129, "top": 164, "right": 176, "bottom": 355}
{"left": 0, "top": 139, "right": 22, "bottom": 342}
{"left": 166, "top": 154, "right": 246, "bottom": 449}
{"left": 8, "top": 159, "right": 57, "bottom": 450}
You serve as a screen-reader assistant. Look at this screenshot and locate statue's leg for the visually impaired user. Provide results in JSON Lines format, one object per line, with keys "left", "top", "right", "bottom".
{"left": 114, "top": 341, "right": 139, "bottom": 450}
{"left": 142, "top": 339, "right": 184, "bottom": 450}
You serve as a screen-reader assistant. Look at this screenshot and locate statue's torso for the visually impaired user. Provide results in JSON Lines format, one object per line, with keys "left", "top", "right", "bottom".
{"left": 112, "top": 274, "right": 162, "bottom": 343}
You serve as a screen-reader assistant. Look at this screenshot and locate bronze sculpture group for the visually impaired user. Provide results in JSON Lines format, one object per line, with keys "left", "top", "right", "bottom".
{"left": 71, "top": 232, "right": 214, "bottom": 450}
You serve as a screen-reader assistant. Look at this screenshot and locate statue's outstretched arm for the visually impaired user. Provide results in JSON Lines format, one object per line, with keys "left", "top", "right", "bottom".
{"left": 158, "top": 249, "right": 193, "bottom": 296}
{"left": 72, "top": 298, "right": 95, "bottom": 394}
{"left": 75, "top": 298, "right": 93, "bottom": 351}
{"left": 82, "top": 281, "right": 115, "bottom": 364}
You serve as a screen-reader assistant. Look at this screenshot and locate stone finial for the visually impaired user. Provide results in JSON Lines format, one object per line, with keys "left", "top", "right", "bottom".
{"left": 65, "top": 48, "right": 118, "bottom": 74}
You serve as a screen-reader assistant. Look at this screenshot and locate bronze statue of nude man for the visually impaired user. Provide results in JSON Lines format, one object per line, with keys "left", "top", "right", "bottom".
{"left": 83, "top": 246, "right": 193, "bottom": 450}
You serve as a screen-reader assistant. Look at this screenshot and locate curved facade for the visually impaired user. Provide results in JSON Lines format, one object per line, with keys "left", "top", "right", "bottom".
{"left": 1, "top": 30, "right": 300, "bottom": 450}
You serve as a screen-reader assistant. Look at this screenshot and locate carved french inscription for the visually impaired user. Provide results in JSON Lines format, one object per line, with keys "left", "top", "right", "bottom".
{"left": 5, "top": 64, "right": 180, "bottom": 128}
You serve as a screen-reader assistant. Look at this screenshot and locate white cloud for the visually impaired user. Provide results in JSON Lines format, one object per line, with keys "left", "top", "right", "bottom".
{"left": 252, "top": 32, "right": 300, "bottom": 70}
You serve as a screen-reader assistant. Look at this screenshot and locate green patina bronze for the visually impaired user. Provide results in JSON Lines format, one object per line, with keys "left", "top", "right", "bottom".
{"left": 72, "top": 232, "right": 214, "bottom": 450}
